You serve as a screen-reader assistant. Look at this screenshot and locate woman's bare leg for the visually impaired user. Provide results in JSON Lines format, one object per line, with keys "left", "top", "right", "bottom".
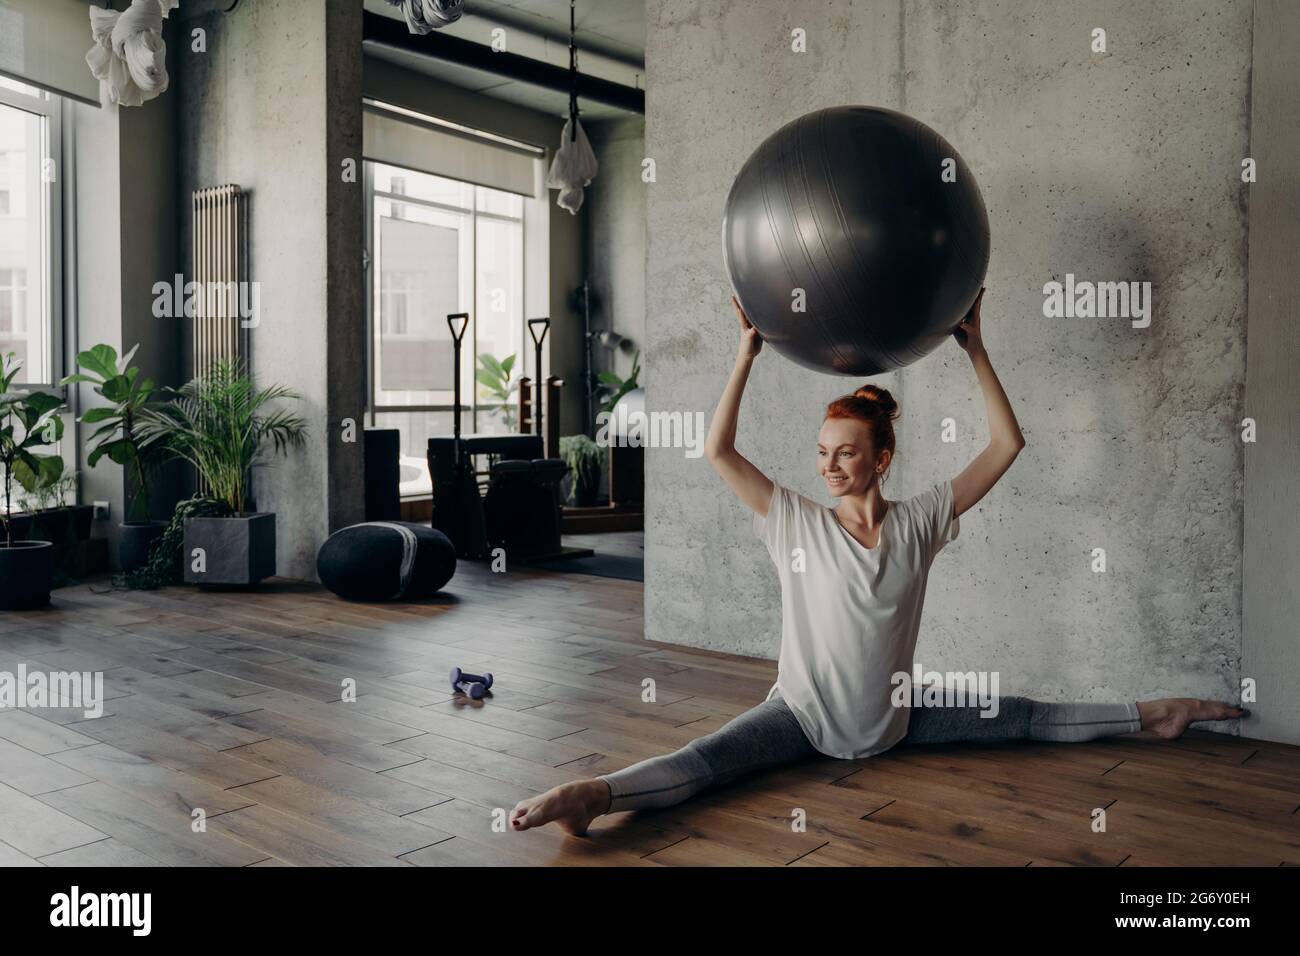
{"left": 1135, "top": 698, "right": 1249, "bottom": 739}
{"left": 509, "top": 693, "right": 817, "bottom": 835}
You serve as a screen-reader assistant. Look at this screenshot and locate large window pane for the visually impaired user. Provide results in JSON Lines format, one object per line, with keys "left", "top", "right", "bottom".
{"left": 374, "top": 164, "right": 473, "bottom": 209}
{"left": 474, "top": 214, "right": 523, "bottom": 407}
{"left": 476, "top": 185, "right": 522, "bottom": 218}
{"left": 373, "top": 197, "right": 470, "bottom": 405}
{"left": 0, "top": 99, "right": 49, "bottom": 384}
{"left": 367, "top": 160, "right": 528, "bottom": 496}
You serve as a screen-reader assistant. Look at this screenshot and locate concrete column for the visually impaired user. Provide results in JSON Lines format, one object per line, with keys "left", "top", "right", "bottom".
{"left": 1243, "top": 0, "right": 1300, "bottom": 744}
{"left": 178, "top": 0, "right": 364, "bottom": 579}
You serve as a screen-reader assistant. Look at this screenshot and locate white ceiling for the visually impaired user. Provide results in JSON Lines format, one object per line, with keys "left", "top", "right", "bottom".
{"left": 363, "top": 0, "right": 646, "bottom": 122}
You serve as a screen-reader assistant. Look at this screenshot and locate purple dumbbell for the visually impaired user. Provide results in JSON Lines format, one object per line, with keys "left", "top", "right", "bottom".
{"left": 454, "top": 679, "right": 487, "bottom": 700}
{"left": 449, "top": 667, "right": 494, "bottom": 700}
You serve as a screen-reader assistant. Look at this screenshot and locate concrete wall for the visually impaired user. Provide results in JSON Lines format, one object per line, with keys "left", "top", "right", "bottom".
{"left": 324, "top": 3, "right": 367, "bottom": 537}
{"left": 69, "top": 42, "right": 180, "bottom": 554}
{"left": 645, "top": 1, "right": 1253, "bottom": 720}
{"left": 362, "top": 56, "right": 587, "bottom": 438}
{"left": 117, "top": 92, "right": 183, "bottom": 525}
{"left": 1243, "top": 0, "right": 1299, "bottom": 743}
{"left": 585, "top": 116, "right": 646, "bottom": 437}
{"left": 179, "top": 0, "right": 364, "bottom": 579}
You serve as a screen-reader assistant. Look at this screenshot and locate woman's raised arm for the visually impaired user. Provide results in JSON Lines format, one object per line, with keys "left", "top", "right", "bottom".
{"left": 704, "top": 296, "right": 776, "bottom": 518}
{"left": 950, "top": 288, "right": 1026, "bottom": 519}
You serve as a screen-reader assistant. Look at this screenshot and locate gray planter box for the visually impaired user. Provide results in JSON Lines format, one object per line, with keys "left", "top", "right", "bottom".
{"left": 183, "top": 513, "right": 276, "bottom": 587}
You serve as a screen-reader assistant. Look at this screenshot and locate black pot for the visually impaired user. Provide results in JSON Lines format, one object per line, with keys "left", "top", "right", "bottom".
{"left": 0, "top": 541, "right": 56, "bottom": 610}
{"left": 70, "top": 504, "right": 94, "bottom": 540}
{"left": 119, "top": 520, "right": 167, "bottom": 573}
{"left": 573, "top": 472, "right": 601, "bottom": 507}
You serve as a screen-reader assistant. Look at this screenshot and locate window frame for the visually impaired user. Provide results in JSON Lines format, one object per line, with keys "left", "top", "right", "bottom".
{"left": 363, "top": 159, "right": 527, "bottom": 429}
{"left": 0, "top": 81, "right": 64, "bottom": 393}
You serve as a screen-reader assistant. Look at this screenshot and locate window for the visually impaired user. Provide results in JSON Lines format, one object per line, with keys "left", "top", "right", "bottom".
{"left": 0, "top": 76, "right": 61, "bottom": 387}
{"left": 365, "top": 160, "right": 527, "bottom": 497}
{"left": 0, "top": 77, "right": 65, "bottom": 514}
{"left": 0, "top": 267, "right": 28, "bottom": 334}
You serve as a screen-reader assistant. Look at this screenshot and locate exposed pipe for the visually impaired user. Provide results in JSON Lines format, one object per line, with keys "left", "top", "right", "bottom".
{"left": 362, "top": 10, "right": 645, "bottom": 116}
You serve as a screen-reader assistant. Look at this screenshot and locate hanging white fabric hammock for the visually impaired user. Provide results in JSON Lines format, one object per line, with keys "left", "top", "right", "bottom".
{"left": 546, "top": 117, "right": 598, "bottom": 215}
{"left": 385, "top": 0, "right": 464, "bottom": 35}
{"left": 85, "top": 0, "right": 175, "bottom": 108}
{"left": 545, "top": 1, "right": 598, "bottom": 215}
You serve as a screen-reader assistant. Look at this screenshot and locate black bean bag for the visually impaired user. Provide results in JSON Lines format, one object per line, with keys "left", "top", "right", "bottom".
{"left": 317, "top": 521, "right": 456, "bottom": 602}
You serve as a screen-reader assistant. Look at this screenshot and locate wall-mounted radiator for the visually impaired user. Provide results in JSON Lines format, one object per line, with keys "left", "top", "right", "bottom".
{"left": 191, "top": 184, "right": 245, "bottom": 374}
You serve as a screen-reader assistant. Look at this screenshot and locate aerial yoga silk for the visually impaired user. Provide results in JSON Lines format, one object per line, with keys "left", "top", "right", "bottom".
{"left": 385, "top": 0, "right": 465, "bottom": 35}
{"left": 85, "top": 0, "right": 177, "bottom": 107}
{"left": 545, "top": 117, "right": 598, "bottom": 215}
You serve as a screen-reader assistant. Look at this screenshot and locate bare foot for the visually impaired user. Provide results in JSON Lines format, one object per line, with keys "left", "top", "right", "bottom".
{"left": 509, "top": 779, "right": 611, "bottom": 835}
{"left": 1136, "top": 698, "right": 1249, "bottom": 739}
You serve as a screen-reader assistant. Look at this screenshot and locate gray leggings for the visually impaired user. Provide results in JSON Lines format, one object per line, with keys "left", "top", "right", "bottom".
{"left": 597, "top": 691, "right": 1141, "bottom": 813}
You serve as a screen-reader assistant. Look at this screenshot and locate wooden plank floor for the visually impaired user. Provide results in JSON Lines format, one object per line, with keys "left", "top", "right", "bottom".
{"left": 0, "top": 560, "right": 1297, "bottom": 867}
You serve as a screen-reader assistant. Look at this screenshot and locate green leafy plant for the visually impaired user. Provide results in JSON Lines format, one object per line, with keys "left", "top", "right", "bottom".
{"left": 1, "top": 352, "right": 65, "bottom": 548}
{"left": 122, "top": 495, "right": 232, "bottom": 590}
{"left": 476, "top": 353, "right": 519, "bottom": 430}
{"left": 24, "top": 464, "right": 80, "bottom": 587}
{"left": 559, "top": 433, "right": 605, "bottom": 506}
{"left": 597, "top": 349, "right": 641, "bottom": 414}
{"left": 138, "top": 360, "right": 307, "bottom": 514}
{"left": 26, "top": 466, "right": 77, "bottom": 514}
{"left": 60, "top": 343, "right": 164, "bottom": 522}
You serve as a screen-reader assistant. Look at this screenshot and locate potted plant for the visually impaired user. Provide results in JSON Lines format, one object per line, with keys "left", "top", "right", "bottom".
{"left": 476, "top": 352, "right": 520, "bottom": 431}
{"left": 14, "top": 465, "right": 87, "bottom": 584}
{"left": 140, "top": 360, "right": 306, "bottom": 588}
{"left": 559, "top": 434, "right": 605, "bottom": 507}
{"left": 0, "top": 352, "right": 65, "bottom": 610}
{"left": 60, "top": 343, "right": 168, "bottom": 572}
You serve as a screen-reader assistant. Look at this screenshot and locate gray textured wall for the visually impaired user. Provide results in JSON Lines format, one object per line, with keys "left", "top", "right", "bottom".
{"left": 1243, "top": 0, "right": 1299, "bottom": 744}
{"left": 645, "top": 0, "right": 1253, "bottom": 717}
{"left": 586, "top": 117, "right": 647, "bottom": 397}
{"left": 69, "top": 47, "right": 181, "bottom": 558}
{"left": 179, "top": 0, "right": 363, "bottom": 579}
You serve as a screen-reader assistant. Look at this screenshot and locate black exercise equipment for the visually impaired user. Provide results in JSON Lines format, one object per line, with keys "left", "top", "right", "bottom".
{"left": 430, "top": 312, "right": 492, "bottom": 559}
{"left": 482, "top": 458, "right": 571, "bottom": 560}
{"left": 363, "top": 428, "right": 401, "bottom": 521}
{"left": 527, "top": 318, "right": 550, "bottom": 448}
{"left": 429, "top": 432, "right": 542, "bottom": 559}
{"left": 429, "top": 310, "right": 590, "bottom": 564}
{"left": 722, "top": 105, "right": 990, "bottom": 375}
{"left": 449, "top": 667, "right": 494, "bottom": 690}
{"left": 316, "top": 521, "right": 456, "bottom": 601}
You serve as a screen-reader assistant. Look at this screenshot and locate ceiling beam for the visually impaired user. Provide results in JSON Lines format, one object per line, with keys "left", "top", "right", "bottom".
{"left": 362, "top": 11, "right": 645, "bottom": 116}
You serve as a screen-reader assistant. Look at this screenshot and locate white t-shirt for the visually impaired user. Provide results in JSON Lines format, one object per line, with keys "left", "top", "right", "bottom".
{"left": 753, "top": 479, "right": 960, "bottom": 758}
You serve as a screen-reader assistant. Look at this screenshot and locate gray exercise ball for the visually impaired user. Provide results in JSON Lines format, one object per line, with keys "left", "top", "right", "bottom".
{"left": 722, "top": 105, "right": 990, "bottom": 375}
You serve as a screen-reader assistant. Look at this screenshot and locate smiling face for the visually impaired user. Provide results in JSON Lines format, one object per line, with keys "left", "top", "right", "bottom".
{"left": 818, "top": 417, "right": 889, "bottom": 498}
